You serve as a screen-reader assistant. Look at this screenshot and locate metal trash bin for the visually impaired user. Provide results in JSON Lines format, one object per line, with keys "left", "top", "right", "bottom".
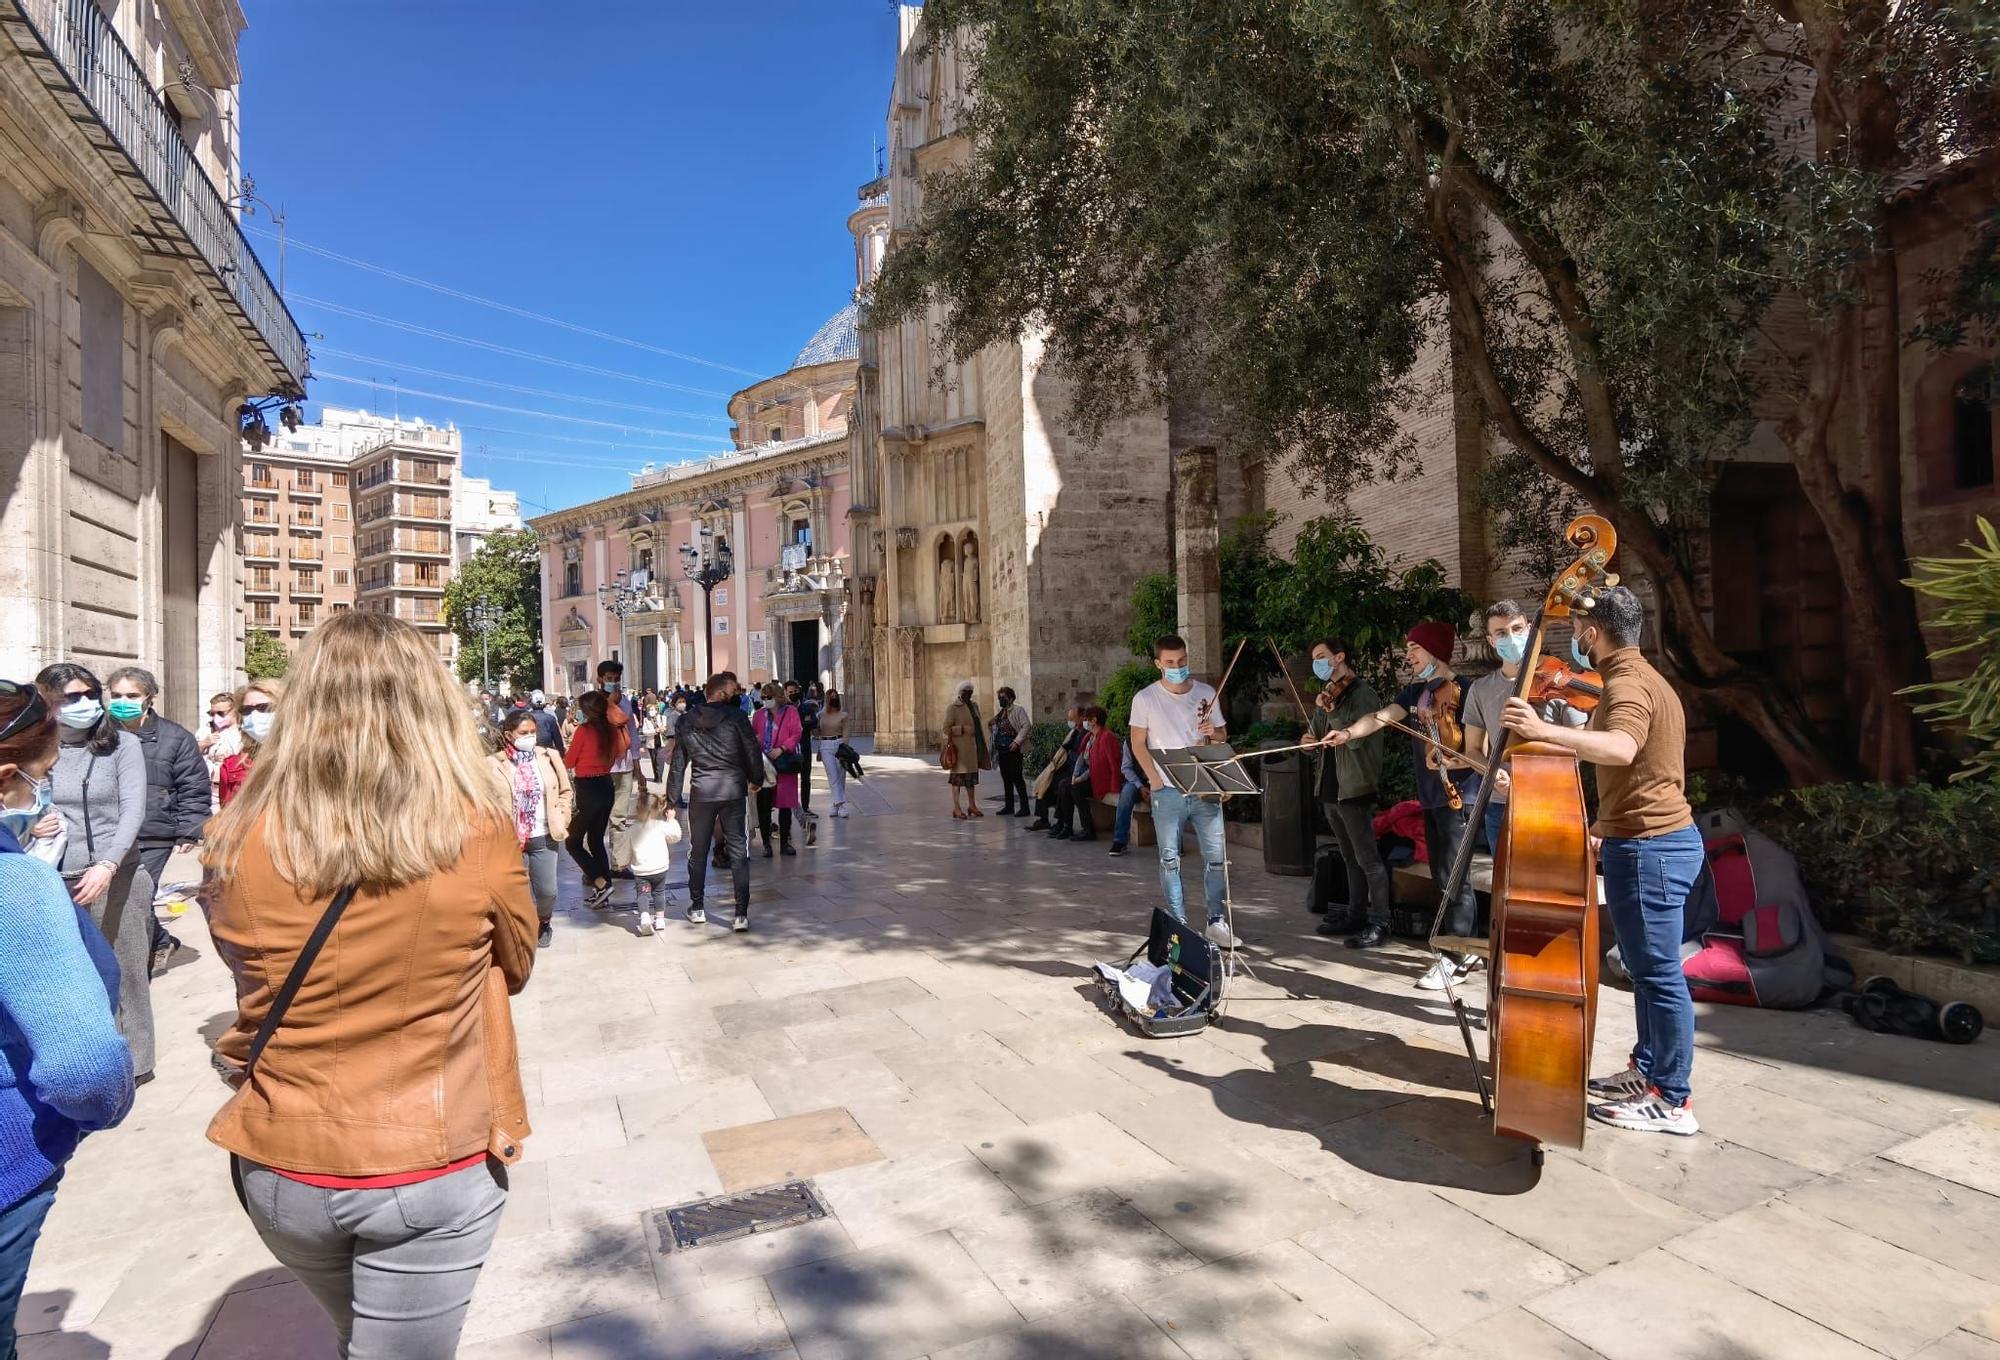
{"left": 1260, "top": 747, "right": 1314, "bottom": 876}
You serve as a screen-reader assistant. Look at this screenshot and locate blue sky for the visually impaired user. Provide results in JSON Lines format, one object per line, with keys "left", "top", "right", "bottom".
{"left": 239, "top": 2, "right": 904, "bottom": 518}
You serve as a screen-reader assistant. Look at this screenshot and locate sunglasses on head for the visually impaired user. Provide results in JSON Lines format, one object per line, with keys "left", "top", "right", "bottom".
{"left": 0, "top": 680, "right": 50, "bottom": 744}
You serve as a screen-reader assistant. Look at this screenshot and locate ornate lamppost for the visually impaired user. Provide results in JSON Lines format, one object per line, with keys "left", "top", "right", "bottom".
{"left": 679, "top": 526, "right": 733, "bottom": 680}
{"left": 469, "top": 599, "right": 504, "bottom": 693}
{"left": 597, "top": 569, "right": 646, "bottom": 675}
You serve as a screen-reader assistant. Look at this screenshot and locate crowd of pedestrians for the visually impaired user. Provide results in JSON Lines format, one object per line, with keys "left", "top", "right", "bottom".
{"left": 0, "top": 617, "right": 865, "bottom": 1358}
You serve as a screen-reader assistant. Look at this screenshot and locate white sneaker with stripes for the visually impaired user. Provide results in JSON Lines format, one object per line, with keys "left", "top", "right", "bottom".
{"left": 1590, "top": 1088, "right": 1699, "bottom": 1137}
{"left": 1587, "top": 1063, "right": 1649, "bottom": 1100}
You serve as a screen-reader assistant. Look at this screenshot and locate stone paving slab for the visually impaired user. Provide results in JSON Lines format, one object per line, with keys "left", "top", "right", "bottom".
{"left": 18, "top": 761, "right": 2000, "bottom": 1358}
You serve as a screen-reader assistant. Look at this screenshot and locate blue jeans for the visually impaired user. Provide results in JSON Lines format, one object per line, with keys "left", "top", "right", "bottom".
{"left": 1483, "top": 800, "right": 1506, "bottom": 857}
{"left": 1600, "top": 825, "right": 1705, "bottom": 1107}
{"left": 1150, "top": 787, "right": 1226, "bottom": 923}
{"left": 1112, "top": 781, "right": 1145, "bottom": 845}
{"left": 0, "top": 1171, "right": 62, "bottom": 1360}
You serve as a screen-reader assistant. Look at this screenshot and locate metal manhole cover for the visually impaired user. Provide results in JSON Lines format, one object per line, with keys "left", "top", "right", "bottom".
{"left": 652, "top": 1180, "right": 830, "bottom": 1252}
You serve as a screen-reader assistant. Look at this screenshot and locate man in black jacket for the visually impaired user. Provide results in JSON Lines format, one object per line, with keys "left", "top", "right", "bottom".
{"left": 106, "top": 667, "right": 210, "bottom": 973}
{"left": 667, "top": 672, "right": 765, "bottom": 932}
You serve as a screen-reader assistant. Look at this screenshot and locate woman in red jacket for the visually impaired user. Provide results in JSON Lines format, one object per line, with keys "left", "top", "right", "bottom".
{"left": 1070, "top": 707, "right": 1124, "bottom": 842}
{"left": 562, "top": 691, "right": 628, "bottom": 908}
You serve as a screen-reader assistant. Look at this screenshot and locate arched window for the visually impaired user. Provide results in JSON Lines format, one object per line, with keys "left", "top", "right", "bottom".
{"left": 1953, "top": 363, "right": 1995, "bottom": 491}
{"left": 1918, "top": 355, "right": 1998, "bottom": 498}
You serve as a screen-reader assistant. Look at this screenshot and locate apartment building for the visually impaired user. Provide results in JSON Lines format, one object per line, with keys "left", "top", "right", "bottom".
{"left": 453, "top": 474, "right": 523, "bottom": 563}
{"left": 242, "top": 442, "right": 353, "bottom": 649}
{"left": 249, "top": 406, "right": 472, "bottom": 664}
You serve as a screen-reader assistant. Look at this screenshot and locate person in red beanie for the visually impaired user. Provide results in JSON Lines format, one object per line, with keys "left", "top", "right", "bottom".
{"left": 1321, "top": 619, "right": 1482, "bottom": 990}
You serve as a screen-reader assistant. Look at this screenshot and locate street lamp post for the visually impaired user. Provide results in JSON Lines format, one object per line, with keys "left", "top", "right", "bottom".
{"left": 597, "top": 569, "right": 646, "bottom": 679}
{"left": 469, "top": 599, "right": 504, "bottom": 693}
{"left": 679, "top": 527, "right": 734, "bottom": 681}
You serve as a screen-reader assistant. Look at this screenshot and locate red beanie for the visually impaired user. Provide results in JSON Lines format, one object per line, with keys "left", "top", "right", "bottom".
{"left": 1405, "top": 622, "right": 1456, "bottom": 664}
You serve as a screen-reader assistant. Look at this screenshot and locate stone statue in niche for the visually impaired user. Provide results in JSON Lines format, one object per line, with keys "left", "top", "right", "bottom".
{"left": 937, "top": 550, "right": 959, "bottom": 623}
{"left": 961, "top": 539, "right": 982, "bottom": 623}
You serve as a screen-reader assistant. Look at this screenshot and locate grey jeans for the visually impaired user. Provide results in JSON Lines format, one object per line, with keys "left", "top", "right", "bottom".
{"left": 1324, "top": 799, "right": 1392, "bottom": 927}
{"left": 522, "top": 836, "right": 559, "bottom": 920}
{"left": 78, "top": 861, "right": 154, "bottom": 1076}
{"left": 236, "top": 1157, "right": 507, "bottom": 1359}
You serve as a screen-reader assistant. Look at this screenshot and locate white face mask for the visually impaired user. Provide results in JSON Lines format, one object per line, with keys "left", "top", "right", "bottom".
{"left": 512, "top": 734, "right": 537, "bottom": 752}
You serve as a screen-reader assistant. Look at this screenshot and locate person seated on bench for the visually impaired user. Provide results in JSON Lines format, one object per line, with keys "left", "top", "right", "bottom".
{"left": 1109, "top": 737, "right": 1148, "bottom": 858}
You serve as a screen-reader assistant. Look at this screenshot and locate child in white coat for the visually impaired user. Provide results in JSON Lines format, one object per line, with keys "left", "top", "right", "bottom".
{"left": 627, "top": 782, "right": 679, "bottom": 936}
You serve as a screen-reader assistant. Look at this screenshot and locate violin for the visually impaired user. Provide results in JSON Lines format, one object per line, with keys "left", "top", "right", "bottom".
{"left": 1529, "top": 657, "right": 1603, "bottom": 713}
{"left": 1417, "top": 676, "right": 1470, "bottom": 810}
{"left": 1311, "top": 672, "right": 1357, "bottom": 713}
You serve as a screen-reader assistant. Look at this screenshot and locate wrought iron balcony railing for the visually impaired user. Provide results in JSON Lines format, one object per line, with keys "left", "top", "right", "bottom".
{"left": 1, "top": 0, "right": 310, "bottom": 392}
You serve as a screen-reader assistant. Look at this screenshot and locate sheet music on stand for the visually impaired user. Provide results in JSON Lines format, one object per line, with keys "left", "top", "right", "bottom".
{"left": 1153, "top": 744, "right": 1258, "bottom": 799}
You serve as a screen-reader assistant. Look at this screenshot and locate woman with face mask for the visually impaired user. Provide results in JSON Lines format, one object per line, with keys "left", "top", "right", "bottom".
{"left": 491, "top": 712, "right": 575, "bottom": 949}
{"left": 217, "top": 680, "right": 284, "bottom": 809}
{"left": 0, "top": 679, "right": 136, "bottom": 1355}
{"left": 35, "top": 663, "right": 155, "bottom": 1082}
{"left": 198, "top": 692, "right": 242, "bottom": 812}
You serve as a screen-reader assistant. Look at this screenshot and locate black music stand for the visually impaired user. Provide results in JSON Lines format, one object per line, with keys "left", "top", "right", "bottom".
{"left": 1151, "top": 745, "right": 1259, "bottom": 998}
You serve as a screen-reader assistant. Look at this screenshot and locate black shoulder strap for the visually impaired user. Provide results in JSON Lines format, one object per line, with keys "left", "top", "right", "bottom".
{"left": 245, "top": 883, "right": 359, "bottom": 1077}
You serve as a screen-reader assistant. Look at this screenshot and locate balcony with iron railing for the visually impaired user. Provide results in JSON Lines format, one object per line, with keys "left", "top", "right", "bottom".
{"left": 244, "top": 477, "right": 278, "bottom": 497}
{"left": 290, "top": 478, "right": 322, "bottom": 499}
{"left": 289, "top": 512, "right": 322, "bottom": 532}
{"left": 288, "top": 544, "right": 323, "bottom": 564}
{"left": 290, "top": 575, "right": 322, "bottom": 599}
{"left": 243, "top": 532, "right": 279, "bottom": 562}
{"left": 0, "top": 0, "right": 309, "bottom": 392}
{"left": 357, "top": 494, "right": 449, "bottom": 526}
{"left": 244, "top": 571, "right": 277, "bottom": 596}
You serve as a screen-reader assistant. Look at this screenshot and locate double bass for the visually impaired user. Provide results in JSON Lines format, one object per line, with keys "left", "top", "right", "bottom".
{"left": 1436, "top": 514, "right": 1620, "bottom": 1153}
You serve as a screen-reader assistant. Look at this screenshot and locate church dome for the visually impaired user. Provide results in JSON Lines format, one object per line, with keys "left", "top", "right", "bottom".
{"left": 792, "top": 301, "right": 860, "bottom": 368}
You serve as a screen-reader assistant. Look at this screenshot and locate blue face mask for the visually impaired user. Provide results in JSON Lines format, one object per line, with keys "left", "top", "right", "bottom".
{"left": 0, "top": 771, "right": 52, "bottom": 840}
{"left": 242, "top": 710, "right": 275, "bottom": 741}
{"left": 1570, "top": 633, "right": 1593, "bottom": 670}
{"left": 1414, "top": 661, "right": 1437, "bottom": 683}
{"left": 1311, "top": 657, "right": 1335, "bottom": 682}
{"left": 1162, "top": 665, "right": 1191, "bottom": 685}
{"left": 59, "top": 698, "right": 102, "bottom": 730}
{"left": 1493, "top": 632, "right": 1529, "bottom": 667}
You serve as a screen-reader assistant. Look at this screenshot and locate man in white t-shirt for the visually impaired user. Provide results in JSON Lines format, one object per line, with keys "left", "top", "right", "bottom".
{"left": 1127, "top": 633, "right": 1233, "bottom": 945}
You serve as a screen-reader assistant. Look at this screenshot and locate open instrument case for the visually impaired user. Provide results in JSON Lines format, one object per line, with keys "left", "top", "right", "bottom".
{"left": 1094, "top": 906, "right": 1221, "bottom": 1039}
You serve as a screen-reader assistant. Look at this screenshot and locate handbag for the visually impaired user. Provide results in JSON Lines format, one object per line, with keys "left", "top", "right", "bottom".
{"left": 939, "top": 737, "right": 960, "bottom": 770}
{"left": 772, "top": 748, "right": 806, "bottom": 775}
{"left": 228, "top": 882, "right": 359, "bottom": 1209}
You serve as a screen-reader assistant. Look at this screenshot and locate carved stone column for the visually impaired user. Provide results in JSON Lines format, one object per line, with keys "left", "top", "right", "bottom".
{"left": 1174, "top": 445, "right": 1223, "bottom": 679}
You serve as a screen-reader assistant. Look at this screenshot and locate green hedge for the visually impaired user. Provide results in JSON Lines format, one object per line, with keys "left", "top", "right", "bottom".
{"left": 1765, "top": 781, "right": 2000, "bottom": 962}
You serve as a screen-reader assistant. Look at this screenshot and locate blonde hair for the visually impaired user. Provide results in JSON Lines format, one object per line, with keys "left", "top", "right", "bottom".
{"left": 233, "top": 677, "right": 286, "bottom": 756}
{"left": 631, "top": 781, "right": 669, "bottom": 822}
{"left": 207, "top": 613, "right": 513, "bottom": 895}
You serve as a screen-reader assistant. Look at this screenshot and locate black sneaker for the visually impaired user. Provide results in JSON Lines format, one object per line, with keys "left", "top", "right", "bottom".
{"left": 536, "top": 921, "right": 553, "bottom": 949}
{"left": 780, "top": 841, "right": 796, "bottom": 856}
{"left": 732, "top": 911, "right": 750, "bottom": 933}
{"left": 686, "top": 904, "right": 706, "bottom": 926}
{"left": 1344, "top": 923, "right": 1392, "bottom": 949}
{"left": 1109, "top": 842, "right": 1126, "bottom": 856}
{"left": 762, "top": 841, "right": 775, "bottom": 859}
{"left": 1028, "top": 819, "right": 1050, "bottom": 831}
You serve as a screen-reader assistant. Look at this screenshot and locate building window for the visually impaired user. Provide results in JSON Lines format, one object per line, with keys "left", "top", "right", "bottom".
{"left": 333, "top": 602, "right": 350, "bottom": 613}
{"left": 791, "top": 518, "right": 812, "bottom": 548}
{"left": 296, "top": 468, "right": 316, "bottom": 490}
{"left": 416, "top": 561, "right": 441, "bottom": 585}
{"left": 570, "top": 661, "right": 588, "bottom": 686}
{"left": 333, "top": 569, "right": 349, "bottom": 585}
{"left": 333, "top": 470, "right": 348, "bottom": 487}
{"left": 563, "top": 561, "right": 582, "bottom": 596}
{"left": 297, "top": 603, "right": 317, "bottom": 626}
{"left": 769, "top": 427, "right": 784, "bottom": 444}
{"left": 78, "top": 260, "right": 123, "bottom": 453}
{"left": 249, "top": 462, "right": 272, "bottom": 487}
{"left": 250, "top": 601, "right": 274, "bottom": 626}
{"left": 334, "top": 503, "right": 349, "bottom": 521}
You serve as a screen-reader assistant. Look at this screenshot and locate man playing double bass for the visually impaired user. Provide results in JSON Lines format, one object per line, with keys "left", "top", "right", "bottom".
{"left": 1498, "top": 585, "right": 1704, "bottom": 1137}
{"left": 1320, "top": 622, "right": 1480, "bottom": 991}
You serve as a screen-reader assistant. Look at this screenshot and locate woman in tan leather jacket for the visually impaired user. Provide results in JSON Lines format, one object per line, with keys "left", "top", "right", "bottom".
{"left": 203, "top": 612, "right": 539, "bottom": 1358}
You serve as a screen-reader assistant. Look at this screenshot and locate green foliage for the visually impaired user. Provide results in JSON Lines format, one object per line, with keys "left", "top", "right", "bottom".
{"left": 1900, "top": 518, "right": 2000, "bottom": 781}
{"left": 1097, "top": 660, "right": 1158, "bottom": 737}
{"left": 1238, "top": 718, "right": 1305, "bottom": 748}
{"left": 243, "top": 629, "right": 289, "bottom": 680}
{"left": 1255, "top": 517, "right": 1476, "bottom": 701}
{"left": 443, "top": 528, "right": 543, "bottom": 692}
{"left": 1022, "top": 720, "right": 1069, "bottom": 777}
{"left": 1125, "top": 573, "right": 1178, "bottom": 659}
{"left": 1768, "top": 782, "right": 2000, "bottom": 962}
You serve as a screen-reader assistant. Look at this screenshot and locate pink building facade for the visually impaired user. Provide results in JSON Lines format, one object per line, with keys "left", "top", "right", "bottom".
{"left": 530, "top": 317, "right": 858, "bottom": 701}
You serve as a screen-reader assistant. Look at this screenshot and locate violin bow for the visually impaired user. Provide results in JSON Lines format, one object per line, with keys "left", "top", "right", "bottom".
{"left": 1199, "top": 636, "right": 1248, "bottom": 727}
{"left": 1267, "top": 637, "right": 1312, "bottom": 722}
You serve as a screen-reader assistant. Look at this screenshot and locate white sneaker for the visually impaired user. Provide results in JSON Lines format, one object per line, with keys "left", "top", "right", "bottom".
{"left": 1415, "top": 957, "right": 1458, "bottom": 991}
{"left": 1206, "top": 918, "right": 1238, "bottom": 949}
{"left": 636, "top": 911, "right": 655, "bottom": 936}
{"left": 1590, "top": 1088, "right": 1700, "bottom": 1137}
